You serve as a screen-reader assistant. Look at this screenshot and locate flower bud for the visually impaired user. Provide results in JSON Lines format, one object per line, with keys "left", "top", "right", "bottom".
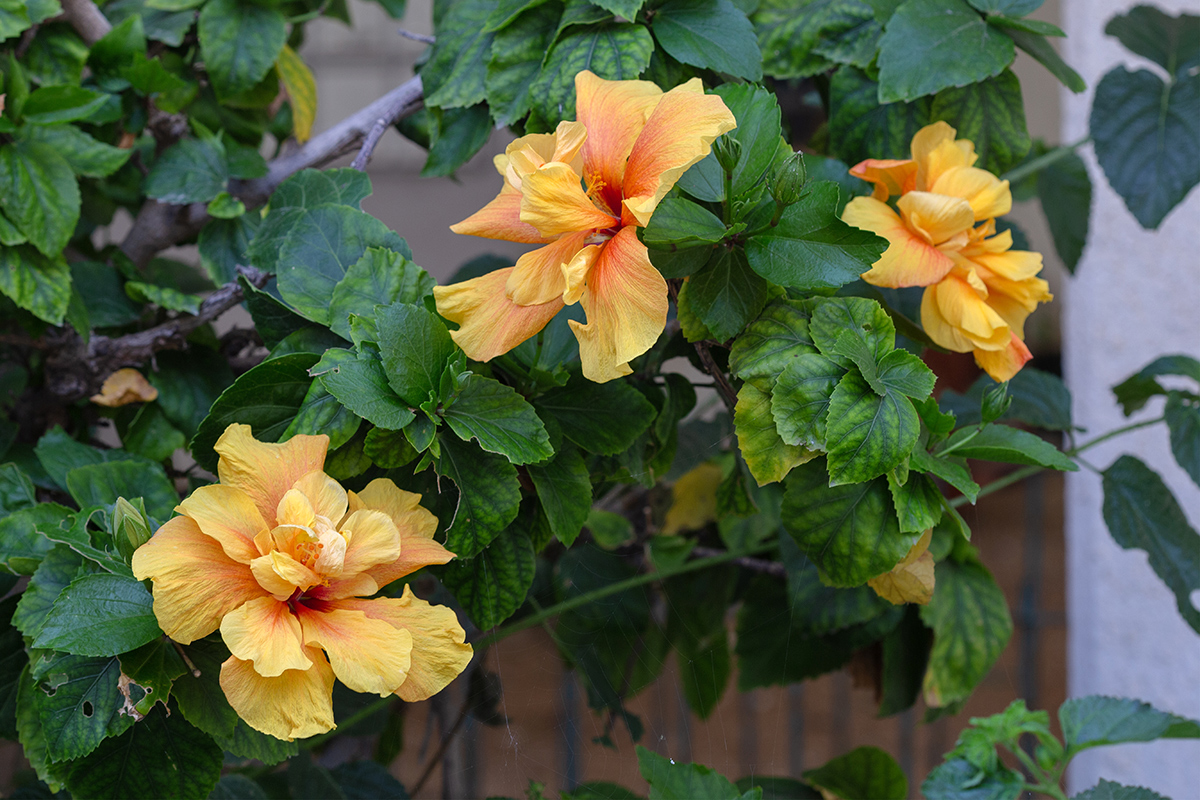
{"left": 712, "top": 135, "right": 741, "bottom": 173}
{"left": 770, "top": 152, "right": 808, "bottom": 207}
{"left": 113, "top": 497, "right": 152, "bottom": 564}
{"left": 981, "top": 382, "right": 1012, "bottom": 424}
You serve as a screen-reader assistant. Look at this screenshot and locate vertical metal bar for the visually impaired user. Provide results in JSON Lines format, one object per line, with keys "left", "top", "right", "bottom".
{"left": 897, "top": 708, "right": 915, "bottom": 797}
{"left": 788, "top": 684, "right": 805, "bottom": 774}
{"left": 560, "top": 670, "right": 580, "bottom": 792}
{"left": 740, "top": 689, "right": 758, "bottom": 775}
{"left": 1020, "top": 471, "right": 1046, "bottom": 711}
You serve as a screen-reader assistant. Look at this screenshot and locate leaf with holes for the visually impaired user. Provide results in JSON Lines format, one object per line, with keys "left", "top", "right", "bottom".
{"left": 33, "top": 652, "right": 134, "bottom": 763}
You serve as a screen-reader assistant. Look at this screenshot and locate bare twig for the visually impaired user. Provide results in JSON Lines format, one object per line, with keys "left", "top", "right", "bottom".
{"left": 44, "top": 266, "right": 270, "bottom": 401}
{"left": 397, "top": 29, "right": 436, "bottom": 44}
{"left": 693, "top": 340, "right": 739, "bottom": 416}
{"left": 60, "top": 0, "right": 112, "bottom": 44}
{"left": 691, "top": 546, "right": 786, "bottom": 578}
{"left": 349, "top": 82, "right": 423, "bottom": 171}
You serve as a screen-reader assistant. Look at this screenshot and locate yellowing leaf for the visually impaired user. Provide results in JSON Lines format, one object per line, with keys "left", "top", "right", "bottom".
{"left": 868, "top": 528, "right": 935, "bottom": 605}
{"left": 662, "top": 462, "right": 723, "bottom": 535}
{"left": 90, "top": 368, "right": 158, "bottom": 407}
{"left": 735, "top": 379, "right": 818, "bottom": 486}
{"left": 275, "top": 45, "right": 317, "bottom": 143}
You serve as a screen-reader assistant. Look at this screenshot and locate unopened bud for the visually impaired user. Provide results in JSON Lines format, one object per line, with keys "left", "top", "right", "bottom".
{"left": 113, "top": 497, "right": 152, "bottom": 564}
{"left": 770, "top": 151, "right": 807, "bottom": 207}
{"left": 712, "top": 135, "right": 741, "bottom": 173}
{"left": 981, "top": 382, "right": 1012, "bottom": 424}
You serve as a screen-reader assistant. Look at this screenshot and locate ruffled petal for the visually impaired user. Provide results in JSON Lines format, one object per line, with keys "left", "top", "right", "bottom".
{"left": 561, "top": 242, "right": 604, "bottom": 305}
{"left": 249, "top": 554, "right": 295, "bottom": 600}
{"left": 251, "top": 549, "right": 321, "bottom": 596}
{"left": 568, "top": 227, "right": 668, "bottom": 382}
{"left": 219, "top": 648, "right": 335, "bottom": 741}
{"left": 505, "top": 121, "right": 588, "bottom": 186}
{"left": 844, "top": 197, "right": 955, "bottom": 288}
{"left": 896, "top": 191, "right": 975, "bottom": 246}
{"left": 920, "top": 285, "right": 974, "bottom": 353}
{"left": 275, "top": 489, "right": 315, "bottom": 529}
{"left": 220, "top": 596, "right": 311, "bottom": 677}
{"left": 347, "top": 479, "right": 437, "bottom": 539}
{"left": 506, "top": 230, "right": 590, "bottom": 306}
{"left": 175, "top": 484, "right": 267, "bottom": 565}
{"left": 337, "top": 586, "right": 473, "bottom": 702}
{"left": 975, "top": 333, "right": 1033, "bottom": 382}
{"left": 930, "top": 165, "right": 1012, "bottom": 220}
{"left": 969, "top": 249, "right": 1043, "bottom": 282}
{"left": 296, "top": 604, "right": 412, "bottom": 696}
{"left": 132, "top": 515, "right": 268, "bottom": 644}
{"left": 215, "top": 424, "right": 328, "bottom": 529}
{"left": 306, "top": 572, "right": 378, "bottom": 602}
{"left": 520, "top": 162, "right": 619, "bottom": 238}
{"left": 339, "top": 509, "right": 402, "bottom": 577}
{"left": 932, "top": 273, "right": 1010, "bottom": 350}
{"left": 575, "top": 70, "right": 663, "bottom": 215}
{"left": 450, "top": 182, "right": 549, "bottom": 244}
{"left": 433, "top": 268, "right": 564, "bottom": 363}
{"left": 848, "top": 158, "right": 918, "bottom": 201}
{"left": 621, "top": 79, "right": 737, "bottom": 227}
{"left": 911, "top": 122, "right": 975, "bottom": 190}
{"left": 291, "top": 470, "right": 348, "bottom": 525}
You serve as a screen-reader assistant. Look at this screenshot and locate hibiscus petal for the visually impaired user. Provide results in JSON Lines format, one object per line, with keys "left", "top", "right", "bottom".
{"left": 291, "top": 470, "right": 348, "bottom": 524}
{"left": 843, "top": 197, "right": 955, "bottom": 288}
{"left": 215, "top": 424, "right": 328, "bottom": 528}
{"left": 896, "top": 191, "right": 975, "bottom": 246}
{"left": 520, "top": 162, "right": 619, "bottom": 238}
{"left": 975, "top": 333, "right": 1033, "bottom": 382}
{"left": 932, "top": 273, "right": 1010, "bottom": 349}
{"left": 433, "top": 268, "right": 564, "bottom": 362}
{"left": 575, "top": 70, "right": 663, "bottom": 214}
{"left": 347, "top": 479, "right": 436, "bottom": 538}
{"left": 340, "top": 509, "right": 402, "bottom": 577}
{"left": 175, "top": 484, "right": 267, "bottom": 564}
{"left": 920, "top": 285, "right": 974, "bottom": 353}
{"left": 251, "top": 549, "right": 321, "bottom": 596}
{"left": 911, "top": 122, "right": 976, "bottom": 190}
{"left": 848, "top": 158, "right": 918, "bottom": 201}
{"left": 506, "top": 230, "right": 590, "bottom": 306}
{"left": 621, "top": 79, "right": 736, "bottom": 227}
{"left": 568, "top": 227, "right": 668, "bottom": 382}
{"left": 220, "top": 596, "right": 311, "bottom": 677}
{"left": 275, "top": 489, "right": 315, "bottom": 529}
{"left": 450, "top": 182, "right": 549, "bottom": 244}
{"left": 930, "top": 165, "right": 1012, "bottom": 220}
{"left": 220, "top": 648, "right": 335, "bottom": 741}
{"left": 970, "top": 249, "right": 1044, "bottom": 282}
{"left": 132, "top": 516, "right": 268, "bottom": 644}
{"left": 296, "top": 604, "right": 412, "bottom": 696}
{"left": 505, "top": 121, "right": 588, "bottom": 185}
{"left": 561, "top": 242, "right": 604, "bottom": 305}
{"left": 338, "top": 587, "right": 473, "bottom": 702}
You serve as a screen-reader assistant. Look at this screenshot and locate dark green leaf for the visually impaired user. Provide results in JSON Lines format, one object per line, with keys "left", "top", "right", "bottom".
{"left": 209, "top": 775, "right": 270, "bottom": 800}
{"left": 22, "top": 86, "right": 109, "bottom": 125}
{"left": 190, "top": 353, "right": 318, "bottom": 472}
{"left": 781, "top": 534, "right": 891, "bottom": 635}
{"left": 1036, "top": 151, "right": 1090, "bottom": 273}
{"left": 65, "top": 460, "right": 178, "bottom": 522}
{"left": 144, "top": 138, "right": 228, "bottom": 204}
{"left": 32, "top": 573, "right": 160, "bottom": 656}
{"left": 442, "top": 529, "right": 535, "bottom": 629}
{"left": 745, "top": 182, "right": 887, "bottom": 290}
{"left": 967, "top": 0, "right": 1041, "bottom": 14}
{"left": 1071, "top": 780, "right": 1170, "bottom": 800}
{"left": 753, "top": 0, "right": 876, "bottom": 80}
{"left": 929, "top": 70, "right": 1029, "bottom": 174}
{"left": 281, "top": 379, "right": 362, "bottom": 452}
{"left": 1090, "top": 67, "right": 1199, "bottom": 229}
{"left": 0, "top": 140, "right": 79, "bottom": 258}
{"left": 687, "top": 247, "right": 774, "bottom": 343}
{"left": 637, "top": 745, "right": 741, "bottom": 799}
{"left": 735, "top": 777, "right": 821, "bottom": 800}
{"left": 106, "top": 0, "right": 195, "bottom": 46}
{"left": 443, "top": 374, "right": 552, "bottom": 464}
{"left": 0, "top": 504, "right": 71, "bottom": 575}
{"left": 147, "top": 350, "right": 234, "bottom": 440}
{"left": 327, "top": 247, "right": 434, "bottom": 339}
{"left": 782, "top": 458, "right": 917, "bottom": 586}
{"left": 920, "top": 558, "right": 1012, "bottom": 709}
{"left": 0, "top": 462, "right": 36, "bottom": 515}
{"left": 269, "top": 168, "right": 374, "bottom": 211}
{"left": 22, "top": 124, "right": 130, "bottom": 179}
{"left": 422, "top": 104, "right": 494, "bottom": 177}
{"left": 527, "top": 446, "right": 592, "bottom": 546}
{"left": 829, "top": 66, "right": 932, "bottom": 165}
{"left": 33, "top": 653, "right": 133, "bottom": 763}
{"left": 424, "top": 0, "right": 495, "bottom": 108}
{"left": 1059, "top": 695, "right": 1200, "bottom": 753}
{"left": 117, "top": 638, "right": 187, "bottom": 717}
{"left": 653, "top": 0, "right": 761, "bottom": 80}
{"left": 824, "top": 371, "right": 919, "bottom": 485}
{"left": 921, "top": 757, "right": 1023, "bottom": 800}
{"left": 1165, "top": 393, "right": 1200, "bottom": 487}
{"left": 715, "top": 82, "right": 791, "bottom": 201}
{"left": 25, "top": 23, "right": 88, "bottom": 87}
{"left": 0, "top": 245, "right": 71, "bottom": 325}
{"left": 1104, "top": 5, "right": 1199, "bottom": 80}
{"left": 329, "top": 760, "right": 410, "bottom": 799}
{"left": 940, "top": 424, "right": 1077, "bottom": 471}
{"left": 803, "top": 747, "right": 906, "bottom": 800}
{"left": 313, "top": 349, "right": 415, "bottom": 431}
{"left": 642, "top": 198, "right": 729, "bottom": 247}
{"left": 198, "top": 0, "right": 286, "bottom": 97}
{"left": 198, "top": 215, "right": 258, "bottom": 285}
{"left": 1112, "top": 354, "right": 1200, "bottom": 415}
{"left": 486, "top": 2, "right": 561, "bottom": 127}
{"left": 728, "top": 298, "right": 817, "bottom": 380}
{"left": 888, "top": 472, "right": 943, "bottom": 533}
{"left": 536, "top": 378, "right": 657, "bottom": 456}
{"left": 13, "top": 545, "right": 84, "bottom": 639}
{"left": 878, "top": 605, "right": 932, "bottom": 716}
{"left": 1101, "top": 455, "right": 1200, "bottom": 633}
{"left": 436, "top": 434, "right": 523, "bottom": 558}
{"left": 877, "top": 0, "right": 1014, "bottom": 103}
{"left": 1007, "top": 28, "right": 1086, "bottom": 93}
{"left": 770, "top": 353, "right": 844, "bottom": 448}
{"left": 377, "top": 303, "right": 456, "bottom": 407}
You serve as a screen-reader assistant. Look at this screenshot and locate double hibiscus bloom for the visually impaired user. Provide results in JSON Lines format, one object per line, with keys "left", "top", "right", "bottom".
{"left": 841, "top": 122, "right": 1052, "bottom": 382}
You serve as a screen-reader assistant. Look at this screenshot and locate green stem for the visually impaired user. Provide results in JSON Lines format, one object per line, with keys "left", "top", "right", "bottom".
{"left": 723, "top": 169, "right": 734, "bottom": 225}
{"left": 477, "top": 544, "right": 772, "bottom": 647}
{"left": 937, "top": 426, "right": 981, "bottom": 457}
{"left": 1071, "top": 415, "right": 1165, "bottom": 455}
{"left": 1001, "top": 136, "right": 1091, "bottom": 184}
{"left": 1009, "top": 746, "right": 1068, "bottom": 800}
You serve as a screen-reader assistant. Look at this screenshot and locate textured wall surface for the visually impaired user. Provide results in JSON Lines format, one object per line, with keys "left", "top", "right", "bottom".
{"left": 1060, "top": 0, "right": 1200, "bottom": 795}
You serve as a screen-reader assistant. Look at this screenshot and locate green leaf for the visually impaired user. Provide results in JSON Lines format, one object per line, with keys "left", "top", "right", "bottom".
{"left": 1165, "top": 393, "right": 1200, "bottom": 487}
{"left": 443, "top": 374, "right": 552, "bottom": 464}
{"left": 770, "top": 353, "right": 845, "bottom": 448}
{"left": 377, "top": 303, "right": 456, "bottom": 407}
{"left": 1006, "top": 27, "right": 1085, "bottom": 93}
{"left": 209, "top": 775, "right": 270, "bottom": 800}
{"left": 207, "top": 191, "right": 245, "bottom": 219}
{"left": 22, "top": 86, "right": 109, "bottom": 125}
{"left": 687, "top": 247, "right": 774, "bottom": 343}
{"left": 117, "top": 638, "right": 187, "bottom": 717}
{"left": 26, "top": 23, "right": 88, "bottom": 86}
{"left": 637, "top": 745, "right": 742, "bottom": 799}
{"left": 64, "top": 703, "right": 223, "bottom": 800}
{"left": 1112, "top": 354, "right": 1200, "bottom": 415}
{"left": 313, "top": 348, "right": 415, "bottom": 431}
{"left": 442, "top": 529, "right": 535, "bottom": 629}
{"left": 878, "top": 605, "right": 933, "bottom": 716}
{"left": 0, "top": 140, "right": 80, "bottom": 258}
{"left": 642, "top": 197, "right": 729, "bottom": 247}
{"left": 0, "top": 504, "right": 70, "bottom": 575}
{"left": 362, "top": 428, "right": 418, "bottom": 469}
{"left": 1104, "top": 5, "right": 1199, "bottom": 80}
{"left": 0, "top": 245, "right": 71, "bottom": 325}
{"left": 147, "top": 350, "right": 234, "bottom": 440}
{"left": 889, "top": 472, "right": 943, "bottom": 533}
{"left": 736, "top": 380, "right": 817, "bottom": 486}
{"left": 744, "top": 182, "right": 887, "bottom": 290}
{"left": 22, "top": 124, "right": 131, "bottom": 178}
{"left": 536, "top": 378, "right": 658, "bottom": 456}
{"left": 929, "top": 69, "right": 1029, "bottom": 174}
{"left": 436, "top": 434, "right": 523, "bottom": 558}
{"left": 0, "top": 0, "right": 30, "bottom": 42}
{"left": 811, "top": 3, "right": 882, "bottom": 70}
{"left": 652, "top": 0, "right": 762, "bottom": 80}
{"left": 328, "top": 247, "right": 435, "bottom": 339}
{"left": 922, "top": 757, "right": 1023, "bottom": 800}
{"left": 782, "top": 458, "right": 915, "bottom": 586}
{"left": 920, "top": 557, "right": 1012, "bottom": 709}
{"left": 753, "top": 0, "right": 876, "bottom": 80}
{"left": 65, "top": 460, "right": 178, "bottom": 523}
{"left": 728, "top": 298, "right": 817, "bottom": 380}
{"left": 486, "top": 2, "right": 561, "bottom": 127}
{"left": 32, "top": 653, "right": 133, "bottom": 763}
{"left": 877, "top": 0, "right": 1014, "bottom": 103}
{"left": 735, "top": 777, "right": 821, "bottom": 800}
{"left": 527, "top": 446, "right": 593, "bottom": 546}
{"left": 281, "top": 380, "right": 362, "bottom": 452}
{"left": 198, "top": 0, "right": 286, "bottom": 98}
{"left": 967, "top": 0, "right": 1041, "bottom": 13}
{"left": 803, "top": 747, "right": 906, "bottom": 800}
{"left": 824, "top": 371, "right": 919, "bottom": 485}
{"left": 528, "top": 22, "right": 654, "bottom": 131}
{"left": 1037, "top": 151, "right": 1091, "bottom": 273}
{"left": 143, "top": 137, "right": 229, "bottom": 204}
{"left": 1101, "top": 455, "right": 1200, "bottom": 633}
{"left": 877, "top": 349, "right": 936, "bottom": 398}
{"left": 939, "top": 424, "right": 1077, "bottom": 471}
{"left": 13, "top": 545, "right": 82, "bottom": 638}
{"left": 0, "top": 462, "right": 36, "bottom": 515}
{"left": 1090, "top": 67, "right": 1199, "bottom": 229}
{"left": 1071, "top": 780, "right": 1170, "bottom": 800}
{"left": 1059, "top": 695, "right": 1200, "bottom": 753}
{"left": 270, "top": 168, "right": 374, "bottom": 211}
{"left": 106, "top": 0, "right": 195, "bottom": 46}
{"left": 781, "top": 535, "right": 892, "bottom": 635}
{"left": 424, "top": 0, "right": 495, "bottom": 108}
{"left": 829, "top": 66, "right": 932, "bottom": 165}
{"left": 125, "top": 281, "right": 201, "bottom": 314}
{"left": 421, "top": 104, "right": 493, "bottom": 177}
{"left": 32, "top": 573, "right": 160, "bottom": 656}
{"left": 190, "top": 353, "right": 319, "bottom": 472}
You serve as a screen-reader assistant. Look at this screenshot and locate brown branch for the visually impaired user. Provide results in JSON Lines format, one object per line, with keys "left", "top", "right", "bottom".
{"left": 693, "top": 340, "right": 739, "bottom": 416}
{"left": 60, "top": 0, "right": 112, "bottom": 45}
{"left": 45, "top": 266, "right": 270, "bottom": 402}
{"left": 691, "top": 546, "right": 786, "bottom": 578}
{"left": 349, "top": 81, "right": 424, "bottom": 171}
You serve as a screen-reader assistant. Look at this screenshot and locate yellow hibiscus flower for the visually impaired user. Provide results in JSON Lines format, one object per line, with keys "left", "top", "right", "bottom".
{"left": 841, "top": 122, "right": 1052, "bottom": 382}
{"left": 132, "top": 424, "right": 472, "bottom": 741}
{"left": 433, "top": 70, "right": 736, "bottom": 383}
